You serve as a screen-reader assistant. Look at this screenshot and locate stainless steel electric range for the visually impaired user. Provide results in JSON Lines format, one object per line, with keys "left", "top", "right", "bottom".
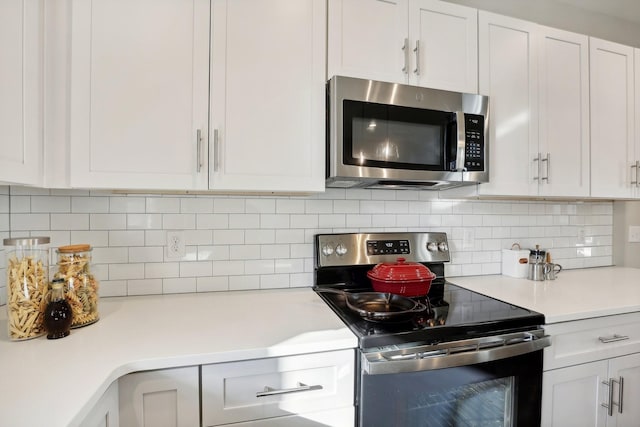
{"left": 314, "top": 232, "right": 550, "bottom": 427}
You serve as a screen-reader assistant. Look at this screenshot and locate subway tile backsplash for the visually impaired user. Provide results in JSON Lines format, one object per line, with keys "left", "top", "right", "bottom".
{"left": 0, "top": 186, "right": 613, "bottom": 304}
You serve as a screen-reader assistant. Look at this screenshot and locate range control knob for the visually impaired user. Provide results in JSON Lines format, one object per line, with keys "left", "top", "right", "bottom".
{"left": 427, "top": 242, "right": 438, "bottom": 252}
{"left": 335, "top": 244, "right": 348, "bottom": 256}
{"left": 438, "top": 242, "right": 448, "bottom": 252}
{"left": 321, "top": 245, "right": 334, "bottom": 256}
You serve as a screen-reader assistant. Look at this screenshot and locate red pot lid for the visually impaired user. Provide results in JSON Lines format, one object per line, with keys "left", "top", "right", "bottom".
{"left": 367, "top": 257, "right": 436, "bottom": 282}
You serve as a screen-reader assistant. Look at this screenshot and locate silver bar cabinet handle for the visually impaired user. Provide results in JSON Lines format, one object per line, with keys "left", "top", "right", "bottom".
{"left": 413, "top": 40, "right": 420, "bottom": 75}
{"left": 402, "top": 38, "right": 409, "bottom": 74}
{"left": 256, "top": 382, "right": 323, "bottom": 398}
{"left": 618, "top": 376, "right": 624, "bottom": 414}
{"left": 541, "top": 153, "right": 550, "bottom": 183}
{"left": 533, "top": 153, "right": 541, "bottom": 181}
{"left": 213, "top": 129, "right": 219, "bottom": 172}
{"left": 631, "top": 161, "right": 639, "bottom": 185}
{"left": 598, "top": 334, "right": 629, "bottom": 343}
{"left": 196, "top": 129, "right": 202, "bottom": 173}
{"left": 602, "top": 378, "right": 615, "bottom": 416}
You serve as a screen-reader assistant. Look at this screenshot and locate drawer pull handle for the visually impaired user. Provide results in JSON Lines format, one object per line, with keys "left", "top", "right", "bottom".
{"left": 598, "top": 334, "right": 630, "bottom": 343}
{"left": 256, "top": 382, "right": 323, "bottom": 398}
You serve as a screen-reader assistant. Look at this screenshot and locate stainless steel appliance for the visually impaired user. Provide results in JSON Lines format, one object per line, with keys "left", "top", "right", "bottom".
{"left": 326, "top": 76, "right": 489, "bottom": 190}
{"left": 314, "top": 232, "right": 550, "bottom": 427}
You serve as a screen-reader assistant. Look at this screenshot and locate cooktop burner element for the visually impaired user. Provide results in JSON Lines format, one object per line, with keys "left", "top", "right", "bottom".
{"left": 314, "top": 232, "right": 545, "bottom": 350}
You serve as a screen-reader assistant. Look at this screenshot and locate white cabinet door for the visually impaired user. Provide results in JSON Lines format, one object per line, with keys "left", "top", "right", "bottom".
{"left": 119, "top": 367, "right": 199, "bottom": 427}
{"left": 69, "top": 0, "right": 210, "bottom": 190}
{"left": 608, "top": 353, "right": 640, "bottom": 427}
{"left": 209, "top": 0, "right": 325, "bottom": 192}
{"left": 477, "top": 11, "right": 538, "bottom": 197}
{"left": 327, "top": 0, "right": 408, "bottom": 84}
{"left": 409, "top": 0, "right": 477, "bottom": 93}
{"left": 590, "top": 38, "right": 635, "bottom": 199}
{"left": 538, "top": 26, "right": 590, "bottom": 197}
{"left": 327, "top": 0, "right": 477, "bottom": 93}
{"left": 81, "top": 381, "right": 120, "bottom": 427}
{"left": 0, "top": 0, "right": 42, "bottom": 186}
{"left": 541, "top": 361, "right": 608, "bottom": 427}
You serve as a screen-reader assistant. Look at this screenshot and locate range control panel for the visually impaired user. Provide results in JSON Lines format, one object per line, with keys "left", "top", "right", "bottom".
{"left": 316, "top": 232, "right": 450, "bottom": 268}
{"left": 366, "top": 239, "right": 410, "bottom": 255}
{"left": 463, "top": 113, "right": 485, "bottom": 171}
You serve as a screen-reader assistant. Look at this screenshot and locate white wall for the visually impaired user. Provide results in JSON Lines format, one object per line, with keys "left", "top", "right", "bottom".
{"left": 0, "top": 186, "right": 613, "bottom": 302}
{"left": 443, "top": 0, "right": 640, "bottom": 47}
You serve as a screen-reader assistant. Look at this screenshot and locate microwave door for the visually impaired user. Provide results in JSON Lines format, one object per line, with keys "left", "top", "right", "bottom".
{"left": 344, "top": 101, "right": 452, "bottom": 172}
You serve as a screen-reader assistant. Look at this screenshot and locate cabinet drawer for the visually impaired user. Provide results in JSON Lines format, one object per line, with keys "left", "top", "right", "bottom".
{"left": 544, "top": 312, "right": 640, "bottom": 370}
{"left": 201, "top": 349, "right": 355, "bottom": 426}
{"left": 216, "top": 407, "right": 354, "bottom": 427}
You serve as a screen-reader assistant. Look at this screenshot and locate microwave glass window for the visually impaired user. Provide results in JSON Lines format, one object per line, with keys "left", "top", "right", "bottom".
{"left": 351, "top": 117, "right": 442, "bottom": 166}
{"left": 343, "top": 100, "right": 454, "bottom": 171}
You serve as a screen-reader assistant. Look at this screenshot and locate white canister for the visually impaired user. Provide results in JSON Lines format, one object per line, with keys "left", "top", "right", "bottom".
{"left": 501, "top": 244, "right": 529, "bottom": 278}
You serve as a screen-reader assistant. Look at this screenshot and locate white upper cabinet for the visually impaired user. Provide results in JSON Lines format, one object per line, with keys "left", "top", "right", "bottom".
{"left": 327, "top": 0, "right": 407, "bottom": 84}
{"left": 327, "top": 0, "right": 477, "bottom": 93}
{"left": 0, "top": 0, "right": 43, "bottom": 186}
{"left": 477, "top": 12, "right": 538, "bottom": 197}
{"left": 69, "top": 0, "right": 210, "bottom": 190}
{"left": 409, "top": 0, "right": 477, "bottom": 93}
{"left": 209, "top": 0, "right": 326, "bottom": 192}
{"left": 537, "top": 26, "right": 590, "bottom": 198}
{"left": 590, "top": 38, "right": 635, "bottom": 199}
{"left": 477, "top": 14, "right": 589, "bottom": 198}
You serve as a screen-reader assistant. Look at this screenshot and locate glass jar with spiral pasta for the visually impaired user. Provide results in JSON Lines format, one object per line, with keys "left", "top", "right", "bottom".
{"left": 55, "top": 244, "right": 99, "bottom": 328}
{"left": 3, "top": 237, "right": 50, "bottom": 340}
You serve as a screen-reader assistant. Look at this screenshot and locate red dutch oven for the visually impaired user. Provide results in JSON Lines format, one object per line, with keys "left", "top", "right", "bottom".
{"left": 367, "top": 257, "right": 436, "bottom": 297}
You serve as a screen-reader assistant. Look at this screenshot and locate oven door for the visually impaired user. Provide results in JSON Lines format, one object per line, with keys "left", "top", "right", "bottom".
{"left": 358, "top": 330, "right": 550, "bottom": 427}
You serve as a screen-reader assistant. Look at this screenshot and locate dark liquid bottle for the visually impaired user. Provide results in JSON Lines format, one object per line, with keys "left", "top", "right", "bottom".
{"left": 44, "top": 279, "right": 73, "bottom": 339}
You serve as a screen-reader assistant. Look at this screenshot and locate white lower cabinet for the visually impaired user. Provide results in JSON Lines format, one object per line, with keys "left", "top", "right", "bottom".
{"left": 119, "top": 366, "right": 200, "bottom": 427}
{"left": 542, "top": 313, "right": 640, "bottom": 427}
{"left": 81, "top": 381, "right": 120, "bottom": 427}
{"left": 201, "top": 349, "right": 355, "bottom": 426}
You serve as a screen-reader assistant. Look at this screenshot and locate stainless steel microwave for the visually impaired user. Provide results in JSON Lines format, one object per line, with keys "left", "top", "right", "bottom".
{"left": 326, "top": 76, "right": 489, "bottom": 190}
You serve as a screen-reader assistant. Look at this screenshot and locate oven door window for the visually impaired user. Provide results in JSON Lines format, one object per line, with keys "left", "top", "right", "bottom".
{"left": 359, "top": 351, "right": 542, "bottom": 427}
{"left": 343, "top": 100, "right": 456, "bottom": 171}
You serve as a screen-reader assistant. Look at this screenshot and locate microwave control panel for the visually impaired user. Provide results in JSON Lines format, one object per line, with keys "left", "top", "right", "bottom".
{"left": 463, "top": 114, "right": 485, "bottom": 171}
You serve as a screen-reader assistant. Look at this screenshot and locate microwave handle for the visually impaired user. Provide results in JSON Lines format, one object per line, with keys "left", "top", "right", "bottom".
{"left": 454, "top": 111, "right": 467, "bottom": 172}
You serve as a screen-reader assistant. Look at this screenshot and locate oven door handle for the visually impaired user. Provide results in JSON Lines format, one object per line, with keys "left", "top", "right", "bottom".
{"left": 362, "top": 332, "right": 551, "bottom": 375}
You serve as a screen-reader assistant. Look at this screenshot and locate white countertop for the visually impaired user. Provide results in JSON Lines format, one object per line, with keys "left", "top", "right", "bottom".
{"left": 450, "top": 266, "right": 640, "bottom": 324}
{"left": 0, "top": 288, "right": 357, "bottom": 427}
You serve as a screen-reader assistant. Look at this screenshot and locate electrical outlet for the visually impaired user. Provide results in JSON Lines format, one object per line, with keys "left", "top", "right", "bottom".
{"left": 629, "top": 226, "right": 640, "bottom": 243}
{"left": 166, "top": 231, "right": 185, "bottom": 258}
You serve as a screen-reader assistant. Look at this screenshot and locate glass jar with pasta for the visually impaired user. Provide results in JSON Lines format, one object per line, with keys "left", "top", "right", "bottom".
{"left": 3, "top": 236, "right": 50, "bottom": 341}
{"left": 55, "top": 244, "right": 99, "bottom": 328}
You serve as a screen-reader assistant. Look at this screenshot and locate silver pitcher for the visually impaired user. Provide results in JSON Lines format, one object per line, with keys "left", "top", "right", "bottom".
{"left": 528, "top": 263, "right": 550, "bottom": 281}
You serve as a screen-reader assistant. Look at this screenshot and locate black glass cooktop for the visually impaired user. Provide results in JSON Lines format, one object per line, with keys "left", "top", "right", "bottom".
{"left": 315, "top": 278, "right": 545, "bottom": 350}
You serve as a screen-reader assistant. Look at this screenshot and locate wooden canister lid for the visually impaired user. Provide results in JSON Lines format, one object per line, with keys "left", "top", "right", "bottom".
{"left": 57, "top": 244, "right": 91, "bottom": 253}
